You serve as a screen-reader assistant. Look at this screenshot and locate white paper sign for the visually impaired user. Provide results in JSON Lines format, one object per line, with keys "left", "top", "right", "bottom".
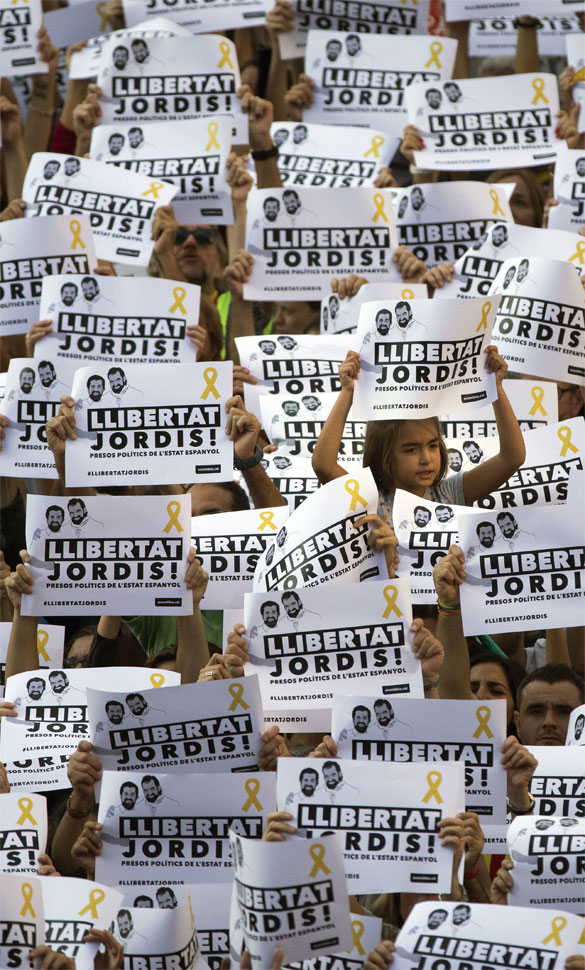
{"left": 321, "top": 282, "right": 427, "bottom": 336}
{"left": 0, "top": 622, "right": 65, "bottom": 698}
{"left": 406, "top": 73, "right": 560, "bottom": 170}
{"left": 0, "top": 794, "right": 47, "bottom": 875}
{"left": 334, "top": 696, "right": 507, "bottom": 822}
{"left": 528, "top": 745, "right": 585, "bottom": 819}
{"left": 252, "top": 468, "right": 387, "bottom": 593}
{"left": 43, "top": 878, "right": 124, "bottom": 964}
{"left": 441, "top": 378, "right": 559, "bottom": 437}
{"left": 0, "top": 214, "right": 97, "bottom": 336}
{"left": 244, "top": 187, "right": 399, "bottom": 301}
{"left": 192, "top": 883, "right": 231, "bottom": 969}
{"left": 283, "top": 914, "right": 382, "bottom": 970}
{"left": 507, "top": 815, "right": 585, "bottom": 914}
{"left": 567, "top": 34, "right": 585, "bottom": 134}
{"left": 39, "top": 273, "right": 200, "bottom": 367}
{"left": 352, "top": 296, "right": 499, "bottom": 419}
{"left": 123, "top": 0, "right": 272, "bottom": 31}
{"left": 490, "top": 256, "right": 585, "bottom": 385}
{"left": 270, "top": 121, "right": 397, "bottom": 189}
{"left": 394, "top": 181, "right": 513, "bottom": 267}
{"left": 550, "top": 149, "right": 585, "bottom": 233}
{"left": 0, "top": 874, "right": 44, "bottom": 968}
{"left": 469, "top": 16, "right": 583, "bottom": 58}
{"left": 44, "top": 0, "right": 110, "bottom": 50}
{"left": 567, "top": 704, "right": 585, "bottom": 745}
{"left": 446, "top": 0, "right": 585, "bottom": 18}
{"left": 0, "top": 0, "right": 46, "bottom": 75}
{"left": 230, "top": 831, "right": 352, "bottom": 969}
{"left": 23, "top": 152, "right": 177, "bottom": 266}
{"left": 90, "top": 117, "right": 234, "bottom": 224}
{"left": 261, "top": 451, "right": 321, "bottom": 512}
{"left": 277, "top": 758, "right": 465, "bottom": 893}
{"left": 3, "top": 753, "right": 70, "bottom": 793}
{"left": 97, "top": 34, "right": 247, "bottom": 143}
{"left": 69, "top": 16, "right": 191, "bottom": 79}
{"left": 112, "top": 900, "right": 202, "bottom": 969}
{"left": 22, "top": 494, "right": 192, "bottom": 617}
{"left": 244, "top": 578, "right": 422, "bottom": 731}
{"left": 459, "top": 500, "right": 585, "bottom": 635}
{"left": 97, "top": 768, "right": 275, "bottom": 886}
{"left": 191, "top": 506, "right": 290, "bottom": 608}
{"left": 260, "top": 392, "right": 363, "bottom": 469}
{"left": 0, "top": 358, "right": 66, "bottom": 479}
{"left": 305, "top": 31, "right": 457, "bottom": 136}
{"left": 67, "top": 362, "right": 232, "bottom": 487}
{"left": 88, "top": 675, "right": 264, "bottom": 773}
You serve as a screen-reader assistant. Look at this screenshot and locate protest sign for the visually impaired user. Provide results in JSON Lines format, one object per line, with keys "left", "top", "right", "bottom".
{"left": 67, "top": 362, "right": 232, "bottom": 487}
{"left": 393, "top": 181, "right": 513, "bottom": 266}
{"left": 261, "top": 451, "right": 321, "bottom": 512}
{"left": 304, "top": 31, "right": 457, "bottom": 137}
{"left": 446, "top": 0, "right": 585, "bottom": 19}
{"left": 260, "top": 392, "right": 363, "bottom": 468}
{"left": 489, "top": 257, "right": 585, "bottom": 385}
{"left": 230, "top": 831, "right": 352, "bottom": 968}
{"left": 507, "top": 816, "right": 585, "bottom": 914}
{"left": 244, "top": 187, "right": 399, "bottom": 301}
{"left": 321, "top": 282, "right": 427, "bottom": 336}
{"left": 97, "top": 34, "right": 247, "bottom": 143}
{"left": 44, "top": 0, "right": 110, "bottom": 50}
{"left": 269, "top": 121, "right": 397, "bottom": 189}
{"left": 88, "top": 675, "right": 264, "bottom": 773}
{"left": 550, "top": 149, "right": 585, "bottom": 233}
{"left": 90, "top": 117, "right": 234, "bottom": 224}
{"left": 567, "top": 34, "right": 585, "bottom": 134}
{"left": 22, "top": 494, "right": 192, "bottom": 617}
{"left": 394, "top": 900, "right": 584, "bottom": 970}
{"left": 0, "top": 214, "right": 97, "bottom": 336}
{"left": 43, "top": 878, "right": 124, "bottom": 964}
{"left": 23, "top": 153, "right": 177, "bottom": 266}
{"left": 567, "top": 704, "right": 585, "bottom": 745}
{"left": 528, "top": 746, "right": 585, "bottom": 818}
{"left": 0, "top": 0, "right": 47, "bottom": 75}
{"left": 352, "top": 296, "right": 499, "bottom": 420}
{"left": 252, "top": 468, "right": 387, "bottom": 593}
{"left": 333, "top": 696, "right": 507, "bottom": 822}
{"left": 2, "top": 754, "right": 70, "bottom": 793}
{"left": 112, "top": 900, "right": 202, "bottom": 969}
{"left": 191, "top": 506, "right": 289, "bottom": 608}
{"left": 244, "top": 579, "right": 421, "bottom": 731}
{"left": 277, "top": 758, "right": 465, "bottom": 893}
{"left": 0, "top": 358, "right": 68, "bottom": 480}
{"left": 97, "top": 767, "right": 275, "bottom": 886}
{"left": 1, "top": 667, "right": 179, "bottom": 791}
{"left": 405, "top": 73, "right": 560, "bottom": 170}
{"left": 69, "top": 16, "right": 191, "bottom": 79}
{"left": 123, "top": 0, "right": 272, "bottom": 31}
{"left": 469, "top": 16, "right": 582, "bottom": 58}
{"left": 0, "top": 622, "right": 64, "bottom": 698}
{"left": 459, "top": 499, "right": 585, "bottom": 636}
{"left": 39, "top": 273, "right": 199, "bottom": 368}
{"left": 434, "top": 221, "right": 584, "bottom": 300}
{"left": 283, "top": 915, "right": 382, "bottom": 970}
{"left": 0, "top": 874, "right": 44, "bottom": 969}
{"left": 0, "top": 794, "right": 47, "bottom": 875}
{"left": 441, "top": 378, "right": 559, "bottom": 437}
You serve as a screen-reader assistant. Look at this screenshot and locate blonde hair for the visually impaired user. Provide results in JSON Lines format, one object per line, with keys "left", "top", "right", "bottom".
{"left": 362, "top": 418, "right": 449, "bottom": 494}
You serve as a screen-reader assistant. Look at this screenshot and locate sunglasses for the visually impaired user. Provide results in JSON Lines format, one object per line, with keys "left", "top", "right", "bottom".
{"left": 174, "top": 227, "right": 217, "bottom": 247}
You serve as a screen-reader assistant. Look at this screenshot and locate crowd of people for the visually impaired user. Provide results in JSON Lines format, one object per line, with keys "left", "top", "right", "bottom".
{"left": 1, "top": 0, "right": 585, "bottom": 967}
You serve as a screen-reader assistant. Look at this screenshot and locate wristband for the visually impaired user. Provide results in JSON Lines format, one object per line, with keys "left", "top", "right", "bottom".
{"left": 437, "top": 599, "right": 461, "bottom": 613}
{"left": 66, "top": 795, "right": 94, "bottom": 819}
{"left": 464, "top": 864, "right": 480, "bottom": 881}
{"left": 423, "top": 678, "right": 439, "bottom": 691}
{"left": 234, "top": 443, "right": 264, "bottom": 471}
{"left": 251, "top": 144, "right": 279, "bottom": 161}
{"left": 506, "top": 792, "right": 535, "bottom": 815}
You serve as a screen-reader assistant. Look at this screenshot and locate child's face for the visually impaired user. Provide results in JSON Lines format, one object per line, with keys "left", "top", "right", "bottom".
{"left": 393, "top": 421, "right": 441, "bottom": 496}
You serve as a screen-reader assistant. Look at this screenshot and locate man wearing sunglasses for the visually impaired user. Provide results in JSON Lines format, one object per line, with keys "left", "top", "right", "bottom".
{"left": 151, "top": 206, "right": 227, "bottom": 297}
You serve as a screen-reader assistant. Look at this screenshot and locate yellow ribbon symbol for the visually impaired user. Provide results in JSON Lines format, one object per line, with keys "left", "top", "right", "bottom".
{"left": 96, "top": 1, "right": 108, "bottom": 30}
{"left": 20, "top": 883, "right": 36, "bottom": 918}
{"left": 422, "top": 770, "right": 443, "bottom": 804}
{"left": 79, "top": 888, "right": 106, "bottom": 919}
{"left": 205, "top": 121, "right": 220, "bottom": 151}
{"left": 36, "top": 629, "right": 50, "bottom": 662}
{"left": 69, "top": 220, "right": 86, "bottom": 251}
{"left": 351, "top": 921, "right": 365, "bottom": 956}
{"left": 364, "top": 135, "right": 385, "bottom": 159}
{"left": 142, "top": 180, "right": 165, "bottom": 199}
{"left": 17, "top": 798, "right": 37, "bottom": 826}
{"left": 345, "top": 478, "right": 368, "bottom": 512}
{"left": 229, "top": 683, "right": 250, "bottom": 712}
{"left": 372, "top": 193, "right": 388, "bottom": 224}
{"left": 529, "top": 386, "right": 547, "bottom": 417}
{"left": 163, "top": 500, "right": 184, "bottom": 534}
{"left": 308, "top": 843, "right": 331, "bottom": 878}
{"left": 475, "top": 301, "right": 491, "bottom": 332}
{"left": 218, "top": 40, "right": 234, "bottom": 69}
{"left": 188, "top": 895, "right": 195, "bottom": 930}
{"left": 473, "top": 706, "right": 494, "bottom": 739}
{"left": 542, "top": 916, "right": 567, "bottom": 947}
{"left": 558, "top": 426, "right": 579, "bottom": 457}
{"left": 424, "top": 41, "right": 443, "bottom": 69}
{"left": 258, "top": 511, "right": 277, "bottom": 531}
{"left": 568, "top": 240, "right": 585, "bottom": 265}
{"left": 489, "top": 189, "right": 504, "bottom": 217}
{"left": 242, "top": 778, "right": 263, "bottom": 812}
{"left": 401, "top": 288, "right": 414, "bottom": 300}
{"left": 150, "top": 672, "right": 165, "bottom": 688}
{"left": 382, "top": 585, "right": 403, "bottom": 619}
{"left": 531, "top": 77, "right": 549, "bottom": 105}
{"left": 202, "top": 367, "right": 220, "bottom": 401}
{"left": 169, "top": 286, "right": 187, "bottom": 315}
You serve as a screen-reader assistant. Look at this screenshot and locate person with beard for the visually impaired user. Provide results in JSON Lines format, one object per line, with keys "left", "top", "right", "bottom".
{"left": 285, "top": 767, "right": 322, "bottom": 806}
{"left": 108, "top": 132, "right": 125, "bottom": 156}
{"left": 281, "top": 591, "right": 320, "bottom": 630}
{"left": 116, "top": 910, "right": 147, "bottom": 943}
{"left": 102, "top": 700, "right": 127, "bottom": 729}
{"left": 394, "top": 300, "right": 427, "bottom": 340}
{"left": 494, "top": 512, "right": 535, "bottom": 552}
{"left": 105, "top": 366, "right": 143, "bottom": 405}
{"left": 62, "top": 497, "right": 104, "bottom": 538}
{"left": 462, "top": 440, "right": 484, "bottom": 465}
{"left": 125, "top": 691, "right": 165, "bottom": 726}
{"left": 140, "top": 774, "right": 180, "bottom": 815}
{"left": 80, "top": 276, "right": 113, "bottom": 311}
{"left": 397, "top": 505, "right": 432, "bottom": 532}
{"left": 249, "top": 601, "right": 281, "bottom": 641}
{"left": 17, "top": 367, "right": 35, "bottom": 397}
{"left": 37, "top": 361, "right": 67, "bottom": 400}
{"left": 325, "top": 38, "right": 342, "bottom": 61}
{"left": 447, "top": 448, "right": 463, "bottom": 473}
{"left": 375, "top": 308, "right": 393, "bottom": 337}
{"left": 156, "top": 887, "right": 178, "bottom": 908}
{"left": 32, "top": 505, "right": 65, "bottom": 541}
{"left": 106, "top": 781, "right": 141, "bottom": 819}
{"left": 338, "top": 704, "right": 372, "bottom": 741}
{"left": 48, "top": 281, "right": 78, "bottom": 312}
{"left": 321, "top": 760, "right": 359, "bottom": 803}
{"left": 48, "top": 669, "right": 85, "bottom": 703}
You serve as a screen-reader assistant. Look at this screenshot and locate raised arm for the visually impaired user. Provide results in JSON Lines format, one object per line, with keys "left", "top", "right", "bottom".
{"left": 311, "top": 351, "right": 357, "bottom": 484}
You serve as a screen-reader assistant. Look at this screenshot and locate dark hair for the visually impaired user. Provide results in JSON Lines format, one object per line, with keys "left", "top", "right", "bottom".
{"left": 120, "top": 781, "right": 138, "bottom": 794}
{"left": 141, "top": 774, "right": 161, "bottom": 787}
{"left": 216, "top": 481, "right": 250, "bottom": 512}
{"left": 352, "top": 705, "right": 370, "bottom": 718}
{"left": 46, "top": 504, "right": 64, "bottom": 517}
{"left": 126, "top": 692, "right": 146, "bottom": 704}
{"left": 517, "top": 663, "right": 585, "bottom": 709}
{"left": 145, "top": 644, "right": 177, "bottom": 669}
{"left": 470, "top": 652, "right": 525, "bottom": 710}
{"left": 323, "top": 760, "right": 340, "bottom": 772}
{"left": 134, "top": 895, "right": 153, "bottom": 906}
{"left": 362, "top": 418, "right": 448, "bottom": 494}
{"left": 300, "top": 767, "right": 319, "bottom": 779}
{"left": 486, "top": 169, "right": 545, "bottom": 228}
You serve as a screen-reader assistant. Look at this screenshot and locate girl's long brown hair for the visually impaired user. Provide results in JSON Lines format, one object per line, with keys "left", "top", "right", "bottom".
{"left": 362, "top": 418, "right": 449, "bottom": 493}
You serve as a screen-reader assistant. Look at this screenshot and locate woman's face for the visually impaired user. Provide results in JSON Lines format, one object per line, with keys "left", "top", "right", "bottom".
{"left": 470, "top": 661, "right": 515, "bottom": 724}
{"left": 498, "top": 175, "right": 538, "bottom": 227}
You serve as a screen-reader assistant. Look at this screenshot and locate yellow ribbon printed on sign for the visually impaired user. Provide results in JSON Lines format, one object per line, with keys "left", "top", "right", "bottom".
{"left": 382, "top": 585, "right": 403, "bottom": 619}
{"left": 309, "top": 843, "right": 331, "bottom": 877}
{"left": 96, "top": 2, "right": 108, "bottom": 30}
{"left": 364, "top": 135, "right": 385, "bottom": 159}
{"left": 345, "top": 479, "right": 368, "bottom": 512}
{"left": 79, "top": 888, "right": 106, "bottom": 919}
{"left": 142, "top": 181, "right": 165, "bottom": 199}
{"left": 70, "top": 220, "right": 86, "bottom": 251}
{"left": 529, "top": 386, "right": 547, "bottom": 417}
{"left": 489, "top": 189, "right": 505, "bottom": 217}
{"left": 229, "top": 683, "right": 250, "bottom": 711}
{"left": 36, "top": 629, "right": 50, "bottom": 662}
{"left": 472, "top": 706, "right": 494, "bottom": 739}
{"left": 401, "top": 289, "right": 414, "bottom": 300}
{"left": 424, "top": 41, "right": 442, "bottom": 69}
{"left": 569, "top": 240, "right": 585, "bottom": 265}
{"left": 422, "top": 770, "right": 443, "bottom": 804}
{"left": 258, "top": 511, "right": 277, "bottom": 531}
{"left": 542, "top": 916, "right": 567, "bottom": 946}
{"left": 205, "top": 122, "right": 220, "bottom": 151}
{"left": 201, "top": 367, "right": 220, "bottom": 400}
{"left": 372, "top": 193, "right": 388, "bottom": 223}
{"left": 17, "top": 798, "right": 37, "bottom": 826}
{"left": 531, "top": 77, "right": 549, "bottom": 105}
{"left": 150, "top": 672, "right": 165, "bottom": 688}
{"left": 351, "top": 921, "right": 366, "bottom": 955}
{"left": 163, "top": 501, "right": 184, "bottom": 534}
{"left": 475, "top": 301, "right": 491, "bottom": 332}
{"left": 558, "top": 426, "right": 579, "bottom": 457}
{"left": 218, "top": 41, "right": 234, "bottom": 69}
{"left": 20, "top": 883, "right": 36, "bottom": 917}
{"left": 242, "top": 778, "right": 263, "bottom": 812}
{"left": 169, "top": 287, "right": 187, "bottom": 315}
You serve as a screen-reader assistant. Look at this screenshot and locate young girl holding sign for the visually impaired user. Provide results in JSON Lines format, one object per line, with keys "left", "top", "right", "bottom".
{"left": 312, "top": 346, "right": 525, "bottom": 524}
